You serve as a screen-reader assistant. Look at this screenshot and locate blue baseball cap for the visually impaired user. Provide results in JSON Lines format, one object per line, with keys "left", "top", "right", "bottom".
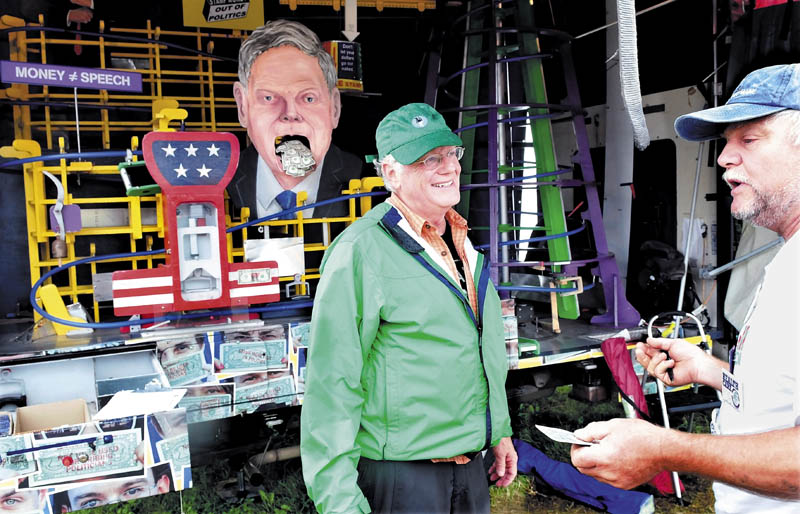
{"left": 675, "top": 63, "right": 800, "bottom": 142}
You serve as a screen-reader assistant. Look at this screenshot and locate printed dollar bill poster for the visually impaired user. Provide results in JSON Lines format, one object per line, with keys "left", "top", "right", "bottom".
{"left": 214, "top": 325, "right": 289, "bottom": 376}
{"left": 48, "top": 462, "right": 174, "bottom": 512}
{"left": 219, "top": 340, "right": 286, "bottom": 372}
{"left": 147, "top": 410, "right": 190, "bottom": 491}
{"left": 0, "top": 434, "right": 36, "bottom": 480}
{"left": 27, "top": 429, "right": 143, "bottom": 487}
{"left": 290, "top": 347, "right": 307, "bottom": 397}
{"left": 155, "top": 433, "right": 190, "bottom": 478}
{"left": 157, "top": 335, "right": 212, "bottom": 386}
{"left": 177, "top": 384, "right": 233, "bottom": 424}
{"left": 229, "top": 371, "right": 295, "bottom": 415}
{"left": 289, "top": 321, "right": 310, "bottom": 349}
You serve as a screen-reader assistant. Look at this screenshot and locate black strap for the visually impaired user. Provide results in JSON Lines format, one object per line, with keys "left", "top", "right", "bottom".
{"left": 442, "top": 223, "right": 468, "bottom": 293}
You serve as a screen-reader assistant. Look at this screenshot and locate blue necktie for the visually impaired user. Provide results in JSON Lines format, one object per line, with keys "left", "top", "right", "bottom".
{"left": 275, "top": 190, "right": 297, "bottom": 220}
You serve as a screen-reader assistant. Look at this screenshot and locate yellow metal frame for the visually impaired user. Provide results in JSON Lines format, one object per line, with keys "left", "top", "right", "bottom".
{"left": 3, "top": 16, "right": 247, "bottom": 150}
{"left": 1, "top": 17, "right": 386, "bottom": 323}
{"left": 1, "top": 131, "right": 376, "bottom": 322}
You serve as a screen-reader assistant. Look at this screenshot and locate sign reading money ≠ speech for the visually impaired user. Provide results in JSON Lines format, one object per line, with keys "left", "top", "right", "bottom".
{"left": 0, "top": 61, "right": 143, "bottom": 92}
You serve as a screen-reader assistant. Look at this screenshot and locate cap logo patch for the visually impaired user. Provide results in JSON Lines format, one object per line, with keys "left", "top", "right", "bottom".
{"left": 731, "top": 87, "right": 756, "bottom": 99}
{"left": 411, "top": 115, "right": 428, "bottom": 128}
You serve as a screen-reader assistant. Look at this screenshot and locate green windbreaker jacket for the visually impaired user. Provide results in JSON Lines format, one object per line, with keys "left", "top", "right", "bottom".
{"left": 300, "top": 202, "right": 513, "bottom": 513}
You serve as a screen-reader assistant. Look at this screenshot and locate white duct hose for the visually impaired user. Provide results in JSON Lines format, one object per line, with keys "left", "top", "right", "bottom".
{"left": 617, "top": 0, "right": 650, "bottom": 150}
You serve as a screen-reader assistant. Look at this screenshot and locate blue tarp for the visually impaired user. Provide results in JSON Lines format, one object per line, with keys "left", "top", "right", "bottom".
{"left": 514, "top": 439, "right": 654, "bottom": 514}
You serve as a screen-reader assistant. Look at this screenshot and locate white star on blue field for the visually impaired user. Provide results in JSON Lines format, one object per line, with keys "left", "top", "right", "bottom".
{"left": 152, "top": 141, "right": 233, "bottom": 186}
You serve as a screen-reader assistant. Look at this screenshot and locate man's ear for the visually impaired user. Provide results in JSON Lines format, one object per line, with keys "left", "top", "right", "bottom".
{"left": 330, "top": 88, "right": 342, "bottom": 129}
{"left": 233, "top": 82, "right": 249, "bottom": 128}
{"left": 382, "top": 162, "right": 399, "bottom": 191}
{"left": 156, "top": 473, "right": 171, "bottom": 494}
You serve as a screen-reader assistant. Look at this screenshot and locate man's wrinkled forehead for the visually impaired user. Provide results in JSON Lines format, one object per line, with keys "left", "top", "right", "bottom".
{"left": 722, "top": 116, "right": 773, "bottom": 140}
{"left": 247, "top": 46, "right": 329, "bottom": 90}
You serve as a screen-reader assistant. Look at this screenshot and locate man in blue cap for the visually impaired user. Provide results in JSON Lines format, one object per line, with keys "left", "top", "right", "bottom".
{"left": 571, "top": 64, "right": 800, "bottom": 512}
{"left": 301, "top": 103, "right": 517, "bottom": 513}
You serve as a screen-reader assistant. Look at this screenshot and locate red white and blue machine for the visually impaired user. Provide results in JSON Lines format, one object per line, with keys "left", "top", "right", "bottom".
{"left": 112, "top": 132, "right": 279, "bottom": 316}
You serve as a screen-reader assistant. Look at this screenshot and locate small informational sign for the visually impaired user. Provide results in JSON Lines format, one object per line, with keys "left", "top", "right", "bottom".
{"left": 203, "top": 0, "right": 250, "bottom": 22}
{"left": 0, "top": 60, "right": 142, "bottom": 92}
{"left": 323, "top": 41, "right": 364, "bottom": 92}
{"left": 182, "top": 0, "right": 264, "bottom": 29}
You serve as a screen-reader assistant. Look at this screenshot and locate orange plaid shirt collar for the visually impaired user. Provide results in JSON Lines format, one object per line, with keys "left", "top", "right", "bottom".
{"left": 387, "top": 195, "right": 478, "bottom": 316}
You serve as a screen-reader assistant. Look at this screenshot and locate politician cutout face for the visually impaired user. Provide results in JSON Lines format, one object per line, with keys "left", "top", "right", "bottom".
{"left": 228, "top": 20, "right": 370, "bottom": 228}
{"left": 233, "top": 20, "right": 340, "bottom": 191}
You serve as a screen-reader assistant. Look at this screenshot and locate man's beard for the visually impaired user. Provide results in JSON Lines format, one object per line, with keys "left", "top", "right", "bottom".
{"left": 734, "top": 177, "right": 800, "bottom": 228}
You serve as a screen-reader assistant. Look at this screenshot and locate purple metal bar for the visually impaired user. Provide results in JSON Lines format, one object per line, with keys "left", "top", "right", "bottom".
{"left": 460, "top": 178, "right": 584, "bottom": 190}
{"left": 559, "top": 41, "right": 640, "bottom": 327}
{"left": 487, "top": 1, "right": 500, "bottom": 285}
{"left": 491, "top": 255, "right": 611, "bottom": 268}
{"left": 441, "top": 53, "right": 552, "bottom": 85}
{"left": 441, "top": 102, "right": 575, "bottom": 115}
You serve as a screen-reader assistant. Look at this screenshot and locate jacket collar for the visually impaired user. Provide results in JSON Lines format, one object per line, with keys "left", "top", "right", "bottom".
{"left": 379, "top": 206, "right": 424, "bottom": 254}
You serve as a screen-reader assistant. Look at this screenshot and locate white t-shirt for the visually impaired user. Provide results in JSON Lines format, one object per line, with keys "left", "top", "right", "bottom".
{"left": 713, "top": 233, "right": 800, "bottom": 513}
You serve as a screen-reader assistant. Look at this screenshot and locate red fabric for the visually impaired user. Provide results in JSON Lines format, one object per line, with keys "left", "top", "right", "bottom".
{"left": 756, "top": 0, "right": 795, "bottom": 9}
{"left": 601, "top": 337, "right": 685, "bottom": 495}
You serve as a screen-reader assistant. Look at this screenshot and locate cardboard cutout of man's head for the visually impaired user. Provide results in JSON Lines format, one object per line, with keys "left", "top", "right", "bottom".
{"left": 233, "top": 20, "right": 341, "bottom": 181}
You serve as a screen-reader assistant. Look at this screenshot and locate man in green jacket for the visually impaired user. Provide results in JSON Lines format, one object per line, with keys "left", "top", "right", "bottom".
{"left": 300, "top": 103, "right": 517, "bottom": 513}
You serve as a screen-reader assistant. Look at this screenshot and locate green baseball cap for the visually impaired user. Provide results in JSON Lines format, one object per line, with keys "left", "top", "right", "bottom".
{"left": 376, "top": 103, "right": 463, "bottom": 165}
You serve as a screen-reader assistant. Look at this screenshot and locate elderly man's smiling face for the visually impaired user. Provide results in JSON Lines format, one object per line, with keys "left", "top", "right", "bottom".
{"left": 384, "top": 146, "right": 462, "bottom": 222}
{"left": 234, "top": 46, "right": 341, "bottom": 181}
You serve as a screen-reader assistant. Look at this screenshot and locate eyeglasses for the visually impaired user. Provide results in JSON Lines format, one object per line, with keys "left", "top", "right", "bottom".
{"left": 413, "top": 146, "right": 465, "bottom": 170}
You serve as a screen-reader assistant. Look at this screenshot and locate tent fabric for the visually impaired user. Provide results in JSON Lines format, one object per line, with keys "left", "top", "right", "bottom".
{"left": 601, "top": 337, "right": 684, "bottom": 495}
{"left": 513, "top": 439, "right": 654, "bottom": 514}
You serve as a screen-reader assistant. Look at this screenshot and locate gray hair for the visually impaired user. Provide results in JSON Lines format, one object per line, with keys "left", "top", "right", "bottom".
{"left": 768, "top": 109, "right": 800, "bottom": 146}
{"left": 728, "top": 109, "right": 800, "bottom": 146}
{"left": 374, "top": 154, "right": 402, "bottom": 192}
{"left": 237, "top": 20, "right": 338, "bottom": 91}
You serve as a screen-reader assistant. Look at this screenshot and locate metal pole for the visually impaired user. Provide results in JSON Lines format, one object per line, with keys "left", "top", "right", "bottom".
{"left": 496, "top": 17, "right": 510, "bottom": 284}
{"left": 664, "top": 141, "right": 705, "bottom": 505}
{"left": 487, "top": 1, "right": 499, "bottom": 284}
{"left": 701, "top": 237, "right": 784, "bottom": 278}
{"left": 676, "top": 142, "right": 705, "bottom": 308}
{"left": 73, "top": 87, "right": 82, "bottom": 159}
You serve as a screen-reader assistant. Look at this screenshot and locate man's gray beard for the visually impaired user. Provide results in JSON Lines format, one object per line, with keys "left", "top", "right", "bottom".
{"left": 734, "top": 177, "right": 800, "bottom": 228}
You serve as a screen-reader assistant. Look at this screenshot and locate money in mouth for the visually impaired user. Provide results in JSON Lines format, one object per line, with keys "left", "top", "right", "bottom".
{"left": 275, "top": 136, "right": 315, "bottom": 177}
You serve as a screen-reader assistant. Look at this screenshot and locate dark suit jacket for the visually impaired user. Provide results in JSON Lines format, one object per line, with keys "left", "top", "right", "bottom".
{"left": 227, "top": 142, "right": 376, "bottom": 277}
{"left": 228, "top": 143, "right": 371, "bottom": 222}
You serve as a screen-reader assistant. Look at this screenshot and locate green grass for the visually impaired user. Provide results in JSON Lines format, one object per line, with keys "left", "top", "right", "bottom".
{"left": 86, "top": 459, "right": 313, "bottom": 514}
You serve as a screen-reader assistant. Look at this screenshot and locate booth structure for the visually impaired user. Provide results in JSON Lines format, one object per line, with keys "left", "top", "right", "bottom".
{"left": 0, "top": 0, "right": 737, "bottom": 510}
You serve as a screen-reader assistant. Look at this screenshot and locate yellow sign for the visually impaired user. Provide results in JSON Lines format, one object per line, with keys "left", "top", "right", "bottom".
{"left": 182, "top": 0, "right": 265, "bottom": 30}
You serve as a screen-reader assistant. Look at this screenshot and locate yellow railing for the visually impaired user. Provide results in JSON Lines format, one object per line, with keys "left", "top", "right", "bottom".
{"left": 0, "top": 133, "right": 376, "bottom": 322}
{"left": 2, "top": 16, "right": 385, "bottom": 322}
{"left": 3, "top": 16, "right": 247, "bottom": 151}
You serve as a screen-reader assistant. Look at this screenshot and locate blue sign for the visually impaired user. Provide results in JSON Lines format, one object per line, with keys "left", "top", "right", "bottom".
{"left": 0, "top": 60, "right": 143, "bottom": 92}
